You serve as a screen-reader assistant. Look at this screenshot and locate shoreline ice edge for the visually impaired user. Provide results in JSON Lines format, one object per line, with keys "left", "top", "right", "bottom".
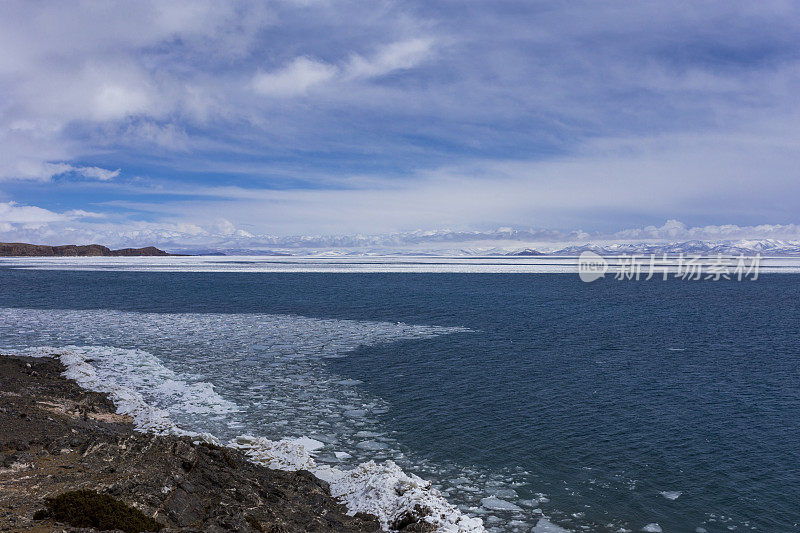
{"left": 15, "top": 345, "right": 485, "bottom": 533}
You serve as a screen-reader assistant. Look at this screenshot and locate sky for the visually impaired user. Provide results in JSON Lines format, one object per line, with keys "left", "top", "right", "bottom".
{"left": 1, "top": 0, "right": 799, "bottom": 251}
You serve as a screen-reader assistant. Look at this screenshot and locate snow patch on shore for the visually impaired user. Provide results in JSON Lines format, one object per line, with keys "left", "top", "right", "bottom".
{"left": 329, "top": 460, "right": 483, "bottom": 533}
{"left": 231, "top": 435, "right": 483, "bottom": 532}
{"left": 15, "top": 346, "right": 231, "bottom": 439}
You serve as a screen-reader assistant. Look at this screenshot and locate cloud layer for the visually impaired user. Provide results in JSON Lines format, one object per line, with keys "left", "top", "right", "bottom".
{"left": 2, "top": 202, "right": 799, "bottom": 254}
{"left": 0, "top": 1, "right": 799, "bottom": 244}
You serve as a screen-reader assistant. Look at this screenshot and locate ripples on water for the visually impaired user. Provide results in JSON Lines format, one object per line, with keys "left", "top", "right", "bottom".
{"left": 0, "top": 269, "right": 798, "bottom": 532}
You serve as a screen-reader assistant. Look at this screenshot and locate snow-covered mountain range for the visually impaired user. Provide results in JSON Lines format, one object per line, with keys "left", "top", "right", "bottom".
{"left": 511, "top": 239, "right": 800, "bottom": 256}
{"left": 169, "top": 239, "right": 800, "bottom": 257}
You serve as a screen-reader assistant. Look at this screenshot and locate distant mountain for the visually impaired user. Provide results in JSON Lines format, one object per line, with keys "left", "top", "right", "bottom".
{"left": 0, "top": 242, "right": 179, "bottom": 257}
{"left": 167, "top": 248, "right": 293, "bottom": 256}
{"left": 198, "top": 240, "right": 800, "bottom": 257}
{"left": 507, "top": 248, "right": 545, "bottom": 256}
{"left": 542, "top": 239, "right": 800, "bottom": 256}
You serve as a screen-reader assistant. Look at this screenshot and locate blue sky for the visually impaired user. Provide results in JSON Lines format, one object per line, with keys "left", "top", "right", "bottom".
{"left": 1, "top": 1, "right": 799, "bottom": 250}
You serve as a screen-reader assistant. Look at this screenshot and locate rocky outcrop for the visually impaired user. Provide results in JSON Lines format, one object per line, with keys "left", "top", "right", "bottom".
{"left": 0, "top": 355, "right": 380, "bottom": 532}
{"left": 110, "top": 246, "right": 174, "bottom": 256}
{"left": 0, "top": 242, "right": 177, "bottom": 257}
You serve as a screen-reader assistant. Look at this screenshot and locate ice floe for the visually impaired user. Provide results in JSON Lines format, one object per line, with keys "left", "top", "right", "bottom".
{"left": 0, "top": 309, "right": 572, "bottom": 532}
{"left": 480, "top": 496, "right": 523, "bottom": 511}
{"left": 531, "top": 518, "right": 571, "bottom": 532}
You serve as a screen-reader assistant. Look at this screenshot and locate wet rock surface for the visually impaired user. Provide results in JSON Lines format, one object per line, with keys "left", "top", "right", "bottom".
{"left": 0, "top": 355, "right": 381, "bottom": 532}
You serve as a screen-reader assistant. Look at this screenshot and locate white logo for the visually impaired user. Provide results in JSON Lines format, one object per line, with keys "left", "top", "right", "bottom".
{"left": 578, "top": 251, "right": 608, "bottom": 282}
{"left": 576, "top": 252, "right": 760, "bottom": 281}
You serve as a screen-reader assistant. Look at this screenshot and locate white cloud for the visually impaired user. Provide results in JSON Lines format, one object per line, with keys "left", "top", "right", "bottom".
{"left": 0, "top": 206, "right": 263, "bottom": 249}
{"left": 0, "top": 202, "right": 105, "bottom": 232}
{"left": 251, "top": 38, "right": 435, "bottom": 98}
{"left": 251, "top": 37, "right": 435, "bottom": 98}
{"left": 345, "top": 38, "right": 434, "bottom": 79}
{"left": 0, "top": 161, "right": 120, "bottom": 182}
{"left": 119, "top": 121, "right": 190, "bottom": 150}
{"left": 3, "top": 201, "right": 800, "bottom": 252}
{"left": 63, "top": 209, "right": 107, "bottom": 219}
{"left": 0, "top": 202, "right": 67, "bottom": 225}
{"left": 0, "top": 0, "right": 273, "bottom": 180}
{"left": 48, "top": 164, "right": 119, "bottom": 181}
{"left": 72, "top": 166, "right": 121, "bottom": 181}
{"left": 252, "top": 57, "right": 338, "bottom": 96}
{"left": 60, "top": 120, "right": 797, "bottom": 238}
{"left": 613, "top": 220, "right": 800, "bottom": 241}
{"left": 1, "top": 0, "right": 799, "bottom": 235}
{"left": 93, "top": 82, "right": 154, "bottom": 122}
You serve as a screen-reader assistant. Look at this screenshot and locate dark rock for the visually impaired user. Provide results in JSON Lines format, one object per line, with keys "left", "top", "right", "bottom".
{"left": 0, "top": 354, "right": 381, "bottom": 532}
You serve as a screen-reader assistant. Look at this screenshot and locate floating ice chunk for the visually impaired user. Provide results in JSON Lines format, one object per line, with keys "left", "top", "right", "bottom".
{"left": 659, "top": 490, "right": 682, "bottom": 500}
{"left": 642, "top": 524, "right": 663, "bottom": 532}
{"left": 480, "top": 497, "right": 522, "bottom": 512}
{"left": 531, "top": 518, "right": 571, "bottom": 532}
{"left": 334, "top": 451, "right": 352, "bottom": 460}
{"left": 491, "top": 488, "right": 518, "bottom": 499}
{"left": 293, "top": 436, "right": 325, "bottom": 453}
{"left": 357, "top": 440, "right": 390, "bottom": 451}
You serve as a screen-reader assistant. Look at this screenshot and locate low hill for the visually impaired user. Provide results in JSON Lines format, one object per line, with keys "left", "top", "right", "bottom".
{"left": 0, "top": 242, "right": 179, "bottom": 257}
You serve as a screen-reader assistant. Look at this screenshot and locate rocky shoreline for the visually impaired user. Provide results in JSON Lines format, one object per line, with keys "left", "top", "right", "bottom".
{"left": 0, "top": 354, "right": 384, "bottom": 532}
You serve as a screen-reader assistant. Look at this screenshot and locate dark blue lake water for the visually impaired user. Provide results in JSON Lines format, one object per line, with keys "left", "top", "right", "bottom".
{"left": 1, "top": 269, "right": 798, "bottom": 532}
